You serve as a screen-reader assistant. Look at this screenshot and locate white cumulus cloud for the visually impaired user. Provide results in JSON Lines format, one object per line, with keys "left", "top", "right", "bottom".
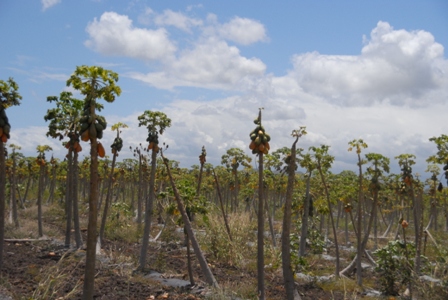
{"left": 41, "top": 0, "right": 61, "bottom": 11}
{"left": 218, "top": 17, "right": 267, "bottom": 45}
{"left": 85, "top": 12, "right": 176, "bottom": 61}
{"left": 287, "top": 21, "right": 448, "bottom": 107}
{"left": 128, "top": 38, "right": 266, "bottom": 90}
{"left": 154, "top": 9, "right": 203, "bottom": 32}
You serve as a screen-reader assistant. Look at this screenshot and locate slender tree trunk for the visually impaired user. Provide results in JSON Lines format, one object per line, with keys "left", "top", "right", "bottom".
{"left": 282, "top": 139, "right": 301, "bottom": 300}
{"left": 137, "top": 154, "right": 143, "bottom": 224}
{"left": 46, "top": 165, "right": 57, "bottom": 204}
{"left": 10, "top": 153, "right": 19, "bottom": 228}
{"left": 373, "top": 200, "right": 378, "bottom": 250}
{"left": 185, "top": 226, "right": 195, "bottom": 286}
{"left": 411, "top": 186, "right": 422, "bottom": 275}
{"left": 299, "top": 172, "right": 312, "bottom": 257}
{"left": 23, "top": 171, "right": 32, "bottom": 205}
{"left": 139, "top": 149, "right": 157, "bottom": 270}
{"left": 265, "top": 191, "right": 276, "bottom": 247}
{"left": 162, "top": 152, "right": 219, "bottom": 288}
{"left": 99, "top": 153, "right": 117, "bottom": 247}
{"left": 213, "top": 170, "right": 232, "bottom": 241}
{"left": 345, "top": 210, "right": 349, "bottom": 247}
{"left": 257, "top": 153, "right": 265, "bottom": 299}
{"left": 317, "top": 167, "right": 340, "bottom": 277}
{"left": 73, "top": 151, "right": 83, "bottom": 248}
{"left": 82, "top": 98, "right": 100, "bottom": 300}
{"left": 0, "top": 142, "right": 6, "bottom": 269}
{"left": 355, "top": 159, "right": 363, "bottom": 286}
{"left": 37, "top": 164, "right": 45, "bottom": 237}
{"left": 65, "top": 149, "right": 73, "bottom": 247}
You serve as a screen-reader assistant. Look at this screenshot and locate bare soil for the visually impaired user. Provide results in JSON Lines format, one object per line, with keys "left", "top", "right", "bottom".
{"left": 0, "top": 211, "right": 377, "bottom": 300}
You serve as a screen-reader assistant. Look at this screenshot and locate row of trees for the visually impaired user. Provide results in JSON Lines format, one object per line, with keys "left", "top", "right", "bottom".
{"left": 2, "top": 68, "right": 448, "bottom": 299}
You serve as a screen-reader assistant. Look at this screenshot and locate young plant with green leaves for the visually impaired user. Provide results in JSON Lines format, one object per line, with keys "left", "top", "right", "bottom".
{"left": 66, "top": 65, "right": 121, "bottom": 300}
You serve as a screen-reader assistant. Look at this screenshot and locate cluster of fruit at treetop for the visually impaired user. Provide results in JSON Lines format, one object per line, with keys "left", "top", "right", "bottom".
{"left": 344, "top": 203, "right": 353, "bottom": 213}
{"left": 36, "top": 153, "right": 46, "bottom": 166}
{"left": 249, "top": 116, "right": 270, "bottom": 155}
{"left": 146, "top": 131, "right": 160, "bottom": 152}
{"left": 111, "top": 137, "right": 123, "bottom": 156}
{"left": 401, "top": 165, "right": 412, "bottom": 186}
{"left": 79, "top": 100, "right": 107, "bottom": 142}
{"left": 199, "top": 146, "right": 206, "bottom": 164}
{"left": 0, "top": 107, "right": 11, "bottom": 143}
{"left": 399, "top": 217, "right": 409, "bottom": 229}
{"left": 283, "top": 154, "right": 298, "bottom": 172}
{"left": 64, "top": 133, "right": 82, "bottom": 153}
{"left": 443, "top": 163, "right": 448, "bottom": 185}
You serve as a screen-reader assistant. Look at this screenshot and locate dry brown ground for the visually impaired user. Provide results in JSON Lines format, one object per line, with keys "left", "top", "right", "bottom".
{"left": 3, "top": 204, "right": 443, "bottom": 299}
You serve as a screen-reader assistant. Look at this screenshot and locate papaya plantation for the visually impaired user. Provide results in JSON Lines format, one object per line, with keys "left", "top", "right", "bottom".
{"left": 0, "top": 71, "right": 448, "bottom": 300}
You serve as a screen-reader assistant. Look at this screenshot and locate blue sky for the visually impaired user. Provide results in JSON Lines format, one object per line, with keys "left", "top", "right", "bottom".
{"left": 1, "top": 0, "right": 448, "bottom": 177}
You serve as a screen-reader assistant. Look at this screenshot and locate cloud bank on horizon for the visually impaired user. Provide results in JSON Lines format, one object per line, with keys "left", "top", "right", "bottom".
{"left": 8, "top": 2, "right": 448, "bottom": 176}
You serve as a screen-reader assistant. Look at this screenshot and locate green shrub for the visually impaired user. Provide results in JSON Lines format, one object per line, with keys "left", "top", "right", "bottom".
{"left": 374, "top": 240, "right": 414, "bottom": 296}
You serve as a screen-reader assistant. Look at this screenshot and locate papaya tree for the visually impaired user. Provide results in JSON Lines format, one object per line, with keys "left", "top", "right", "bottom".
{"left": 197, "top": 146, "right": 206, "bottom": 196}
{"left": 395, "top": 153, "right": 423, "bottom": 274}
{"left": 221, "top": 147, "right": 252, "bottom": 212}
{"left": 0, "top": 77, "right": 21, "bottom": 268}
{"left": 131, "top": 144, "right": 148, "bottom": 225}
{"left": 8, "top": 144, "right": 22, "bottom": 228}
{"left": 66, "top": 65, "right": 121, "bottom": 300}
{"left": 36, "top": 145, "right": 52, "bottom": 237}
{"left": 186, "top": 146, "right": 208, "bottom": 285}
{"left": 309, "top": 144, "right": 340, "bottom": 277}
{"left": 428, "top": 135, "right": 448, "bottom": 229}
{"left": 365, "top": 153, "right": 390, "bottom": 250}
{"left": 298, "top": 150, "right": 317, "bottom": 257}
{"left": 212, "top": 167, "right": 233, "bottom": 241}
{"left": 45, "top": 91, "right": 84, "bottom": 247}
{"left": 137, "top": 110, "right": 171, "bottom": 271}
{"left": 341, "top": 151, "right": 390, "bottom": 281}
{"left": 282, "top": 128, "right": 306, "bottom": 300}
{"left": 98, "top": 122, "right": 126, "bottom": 248}
{"left": 248, "top": 108, "right": 271, "bottom": 300}
{"left": 347, "top": 139, "right": 368, "bottom": 285}
{"left": 424, "top": 164, "right": 440, "bottom": 231}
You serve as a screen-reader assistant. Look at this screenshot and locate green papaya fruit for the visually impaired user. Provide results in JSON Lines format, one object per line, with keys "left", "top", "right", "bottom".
{"left": 97, "top": 129, "right": 103, "bottom": 139}
{"left": 250, "top": 133, "right": 257, "bottom": 141}
{"left": 97, "top": 116, "right": 107, "bottom": 129}
{"left": 265, "top": 133, "right": 271, "bottom": 142}
{"left": 95, "top": 122, "right": 104, "bottom": 132}
{"left": 3, "top": 124, "right": 11, "bottom": 135}
{"left": 80, "top": 122, "right": 89, "bottom": 132}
